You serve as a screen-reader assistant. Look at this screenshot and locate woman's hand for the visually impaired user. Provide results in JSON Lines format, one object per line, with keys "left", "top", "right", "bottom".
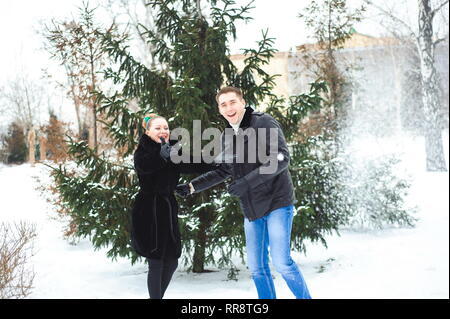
{"left": 175, "top": 183, "right": 194, "bottom": 198}
{"left": 159, "top": 137, "right": 172, "bottom": 162}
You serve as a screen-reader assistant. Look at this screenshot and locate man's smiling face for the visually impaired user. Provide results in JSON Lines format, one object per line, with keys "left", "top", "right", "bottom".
{"left": 217, "top": 92, "right": 246, "bottom": 125}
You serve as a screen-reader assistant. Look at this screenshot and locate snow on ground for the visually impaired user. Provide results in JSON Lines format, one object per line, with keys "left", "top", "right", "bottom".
{"left": 0, "top": 132, "right": 448, "bottom": 299}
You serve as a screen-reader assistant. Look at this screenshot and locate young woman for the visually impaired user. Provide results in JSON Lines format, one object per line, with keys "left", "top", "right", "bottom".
{"left": 130, "top": 114, "right": 213, "bottom": 299}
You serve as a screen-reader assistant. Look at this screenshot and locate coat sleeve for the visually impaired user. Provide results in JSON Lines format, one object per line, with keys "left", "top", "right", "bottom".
{"left": 189, "top": 163, "right": 232, "bottom": 193}
{"left": 241, "top": 114, "right": 290, "bottom": 189}
{"left": 134, "top": 135, "right": 168, "bottom": 175}
{"left": 175, "top": 159, "right": 219, "bottom": 175}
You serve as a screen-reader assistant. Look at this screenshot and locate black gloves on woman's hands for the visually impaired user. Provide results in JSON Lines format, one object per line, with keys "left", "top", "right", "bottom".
{"left": 175, "top": 183, "right": 191, "bottom": 198}
{"left": 159, "top": 137, "right": 172, "bottom": 162}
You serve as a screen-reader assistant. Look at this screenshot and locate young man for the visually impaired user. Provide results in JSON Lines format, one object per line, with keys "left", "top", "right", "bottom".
{"left": 176, "top": 86, "right": 311, "bottom": 299}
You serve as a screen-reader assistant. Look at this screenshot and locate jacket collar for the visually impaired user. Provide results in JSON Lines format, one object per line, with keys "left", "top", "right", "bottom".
{"left": 140, "top": 134, "right": 159, "bottom": 150}
{"left": 225, "top": 106, "right": 254, "bottom": 130}
{"left": 139, "top": 134, "right": 177, "bottom": 149}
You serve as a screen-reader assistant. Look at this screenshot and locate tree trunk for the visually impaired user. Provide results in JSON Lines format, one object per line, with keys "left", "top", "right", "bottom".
{"left": 66, "top": 64, "right": 83, "bottom": 137}
{"left": 73, "top": 93, "right": 83, "bottom": 137}
{"left": 27, "top": 129, "right": 36, "bottom": 165}
{"left": 192, "top": 192, "right": 215, "bottom": 273}
{"left": 192, "top": 209, "right": 207, "bottom": 273}
{"left": 90, "top": 53, "right": 98, "bottom": 151}
{"left": 192, "top": 14, "right": 211, "bottom": 273}
{"left": 418, "top": 0, "right": 447, "bottom": 171}
{"left": 39, "top": 136, "right": 47, "bottom": 161}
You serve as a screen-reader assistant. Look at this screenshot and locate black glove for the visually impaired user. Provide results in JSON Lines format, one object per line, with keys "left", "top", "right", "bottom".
{"left": 159, "top": 137, "right": 171, "bottom": 162}
{"left": 227, "top": 178, "right": 249, "bottom": 197}
{"left": 175, "top": 183, "right": 191, "bottom": 198}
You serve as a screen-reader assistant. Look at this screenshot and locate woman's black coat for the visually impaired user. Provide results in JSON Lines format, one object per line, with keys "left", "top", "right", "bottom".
{"left": 130, "top": 134, "right": 214, "bottom": 259}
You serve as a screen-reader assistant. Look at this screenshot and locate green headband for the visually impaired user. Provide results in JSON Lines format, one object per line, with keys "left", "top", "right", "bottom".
{"left": 144, "top": 115, "right": 160, "bottom": 130}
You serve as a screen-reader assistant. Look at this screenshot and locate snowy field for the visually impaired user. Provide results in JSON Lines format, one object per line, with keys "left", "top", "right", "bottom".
{"left": 0, "top": 132, "right": 448, "bottom": 299}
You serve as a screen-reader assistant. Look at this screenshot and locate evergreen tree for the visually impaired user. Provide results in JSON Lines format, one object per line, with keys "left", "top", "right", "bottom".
{"left": 3, "top": 122, "right": 28, "bottom": 164}
{"left": 49, "top": 0, "right": 280, "bottom": 270}
{"left": 48, "top": 0, "right": 340, "bottom": 274}
{"left": 41, "top": 113, "right": 69, "bottom": 162}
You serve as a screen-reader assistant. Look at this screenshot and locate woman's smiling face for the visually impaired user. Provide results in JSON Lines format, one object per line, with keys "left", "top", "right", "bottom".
{"left": 146, "top": 118, "right": 170, "bottom": 143}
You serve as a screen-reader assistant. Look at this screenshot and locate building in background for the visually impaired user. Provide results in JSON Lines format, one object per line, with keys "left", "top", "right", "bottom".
{"left": 230, "top": 32, "right": 449, "bottom": 135}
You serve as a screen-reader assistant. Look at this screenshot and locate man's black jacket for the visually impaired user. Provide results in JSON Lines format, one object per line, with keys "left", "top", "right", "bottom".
{"left": 191, "top": 107, "right": 296, "bottom": 221}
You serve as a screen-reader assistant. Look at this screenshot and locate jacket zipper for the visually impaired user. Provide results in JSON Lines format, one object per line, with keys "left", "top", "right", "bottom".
{"left": 235, "top": 131, "right": 257, "bottom": 220}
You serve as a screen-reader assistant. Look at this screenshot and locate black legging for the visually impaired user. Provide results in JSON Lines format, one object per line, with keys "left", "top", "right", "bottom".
{"left": 147, "top": 257, "right": 178, "bottom": 299}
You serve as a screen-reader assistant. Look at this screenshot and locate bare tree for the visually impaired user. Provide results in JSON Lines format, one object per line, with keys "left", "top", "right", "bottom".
{"left": 418, "top": 0, "right": 448, "bottom": 171}
{"left": 42, "top": 3, "right": 126, "bottom": 149}
{"left": 363, "top": 0, "right": 448, "bottom": 171}
{"left": 0, "top": 74, "right": 44, "bottom": 132}
{"left": 0, "top": 221, "right": 37, "bottom": 299}
{"left": 101, "top": 0, "right": 160, "bottom": 69}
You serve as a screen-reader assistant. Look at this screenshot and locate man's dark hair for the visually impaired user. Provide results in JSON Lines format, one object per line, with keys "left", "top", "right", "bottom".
{"left": 215, "top": 86, "right": 243, "bottom": 104}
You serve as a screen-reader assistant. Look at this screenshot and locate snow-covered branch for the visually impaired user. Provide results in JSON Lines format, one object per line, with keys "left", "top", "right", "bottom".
{"left": 431, "top": 0, "right": 449, "bottom": 17}
{"left": 433, "top": 36, "right": 448, "bottom": 48}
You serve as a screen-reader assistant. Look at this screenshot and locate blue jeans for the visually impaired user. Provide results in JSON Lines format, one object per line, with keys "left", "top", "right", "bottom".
{"left": 244, "top": 205, "right": 311, "bottom": 299}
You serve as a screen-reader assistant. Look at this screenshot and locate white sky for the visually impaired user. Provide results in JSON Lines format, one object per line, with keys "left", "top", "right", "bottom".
{"left": 0, "top": 0, "right": 392, "bottom": 84}
{"left": 0, "top": 0, "right": 446, "bottom": 128}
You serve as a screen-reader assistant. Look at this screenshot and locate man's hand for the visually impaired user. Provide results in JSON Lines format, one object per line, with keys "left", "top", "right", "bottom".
{"left": 160, "top": 137, "right": 171, "bottom": 162}
{"left": 175, "top": 183, "right": 192, "bottom": 198}
{"left": 227, "top": 178, "right": 249, "bottom": 197}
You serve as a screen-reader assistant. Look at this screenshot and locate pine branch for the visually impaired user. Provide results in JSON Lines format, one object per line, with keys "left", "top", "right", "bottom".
{"left": 147, "top": 0, "right": 183, "bottom": 41}
{"left": 94, "top": 91, "right": 145, "bottom": 156}
{"left": 265, "top": 80, "right": 327, "bottom": 142}
{"left": 209, "top": 0, "right": 255, "bottom": 40}
{"left": 99, "top": 30, "right": 173, "bottom": 102}
{"left": 234, "top": 29, "right": 278, "bottom": 105}
{"left": 137, "top": 23, "right": 173, "bottom": 67}
{"left": 51, "top": 166, "right": 138, "bottom": 260}
{"left": 63, "top": 136, "right": 135, "bottom": 186}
